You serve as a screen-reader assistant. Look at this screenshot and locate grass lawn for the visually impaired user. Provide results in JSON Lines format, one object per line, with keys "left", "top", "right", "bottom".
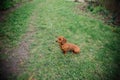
{"left": 0, "top": 0, "right": 120, "bottom": 80}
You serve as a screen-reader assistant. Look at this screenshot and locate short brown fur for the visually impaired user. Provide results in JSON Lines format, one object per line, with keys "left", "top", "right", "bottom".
{"left": 56, "top": 36, "right": 80, "bottom": 54}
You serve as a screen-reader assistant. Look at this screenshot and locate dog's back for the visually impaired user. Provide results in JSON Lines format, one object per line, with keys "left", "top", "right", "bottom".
{"left": 61, "top": 43, "right": 80, "bottom": 54}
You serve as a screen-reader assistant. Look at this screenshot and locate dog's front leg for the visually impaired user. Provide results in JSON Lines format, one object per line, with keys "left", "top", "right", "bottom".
{"left": 63, "top": 51, "right": 67, "bottom": 55}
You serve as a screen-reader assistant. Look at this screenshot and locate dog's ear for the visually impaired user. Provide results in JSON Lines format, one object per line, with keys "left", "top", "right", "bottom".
{"left": 61, "top": 38, "right": 67, "bottom": 45}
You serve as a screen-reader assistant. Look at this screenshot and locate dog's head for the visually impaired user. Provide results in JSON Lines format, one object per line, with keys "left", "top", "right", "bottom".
{"left": 56, "top": 36, "right": 67, "bottom": 45}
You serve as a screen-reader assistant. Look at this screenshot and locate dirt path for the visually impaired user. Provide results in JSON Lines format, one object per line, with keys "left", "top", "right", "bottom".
{"left": 1, "top": 0, "right": 119, "bottom": 80}
{"left": 0, "top": 2, "right": 39, "bottom": 79}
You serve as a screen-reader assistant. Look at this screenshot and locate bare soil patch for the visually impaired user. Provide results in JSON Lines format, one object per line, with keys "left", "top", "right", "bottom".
{"left": 0, "top": 3, "right": 37, "bottom": 79}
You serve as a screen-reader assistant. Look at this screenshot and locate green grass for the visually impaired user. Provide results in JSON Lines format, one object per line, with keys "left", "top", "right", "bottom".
{"left": 0, "top": 0, "right": 41, "bottom": 48}
{"left": 1, "top": 0, "right": 120, "bottom": 80}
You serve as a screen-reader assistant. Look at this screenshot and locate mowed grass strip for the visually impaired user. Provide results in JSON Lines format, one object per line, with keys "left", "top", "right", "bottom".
{"left": 0, "top": 0, "right": 42, "bottom": 48}
{"left": 20, "top": 0, "right": 120, "bottom": 80}
{"left": 1, "top": 0, "right": 119, "bottom": 80}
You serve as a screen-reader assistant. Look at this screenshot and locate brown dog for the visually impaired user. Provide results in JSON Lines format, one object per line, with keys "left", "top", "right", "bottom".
{"left": 56, "top": 36, "right": 80, "bottom": 54}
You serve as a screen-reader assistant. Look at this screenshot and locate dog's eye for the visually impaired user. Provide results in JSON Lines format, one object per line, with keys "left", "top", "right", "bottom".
{"left": 59, "top": 38, "right": 61, "bottom": 40}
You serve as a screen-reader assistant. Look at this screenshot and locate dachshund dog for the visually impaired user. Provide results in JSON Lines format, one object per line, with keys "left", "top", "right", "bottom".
{"left": 56, "top": 36, "right": 80, "bottom": 54}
